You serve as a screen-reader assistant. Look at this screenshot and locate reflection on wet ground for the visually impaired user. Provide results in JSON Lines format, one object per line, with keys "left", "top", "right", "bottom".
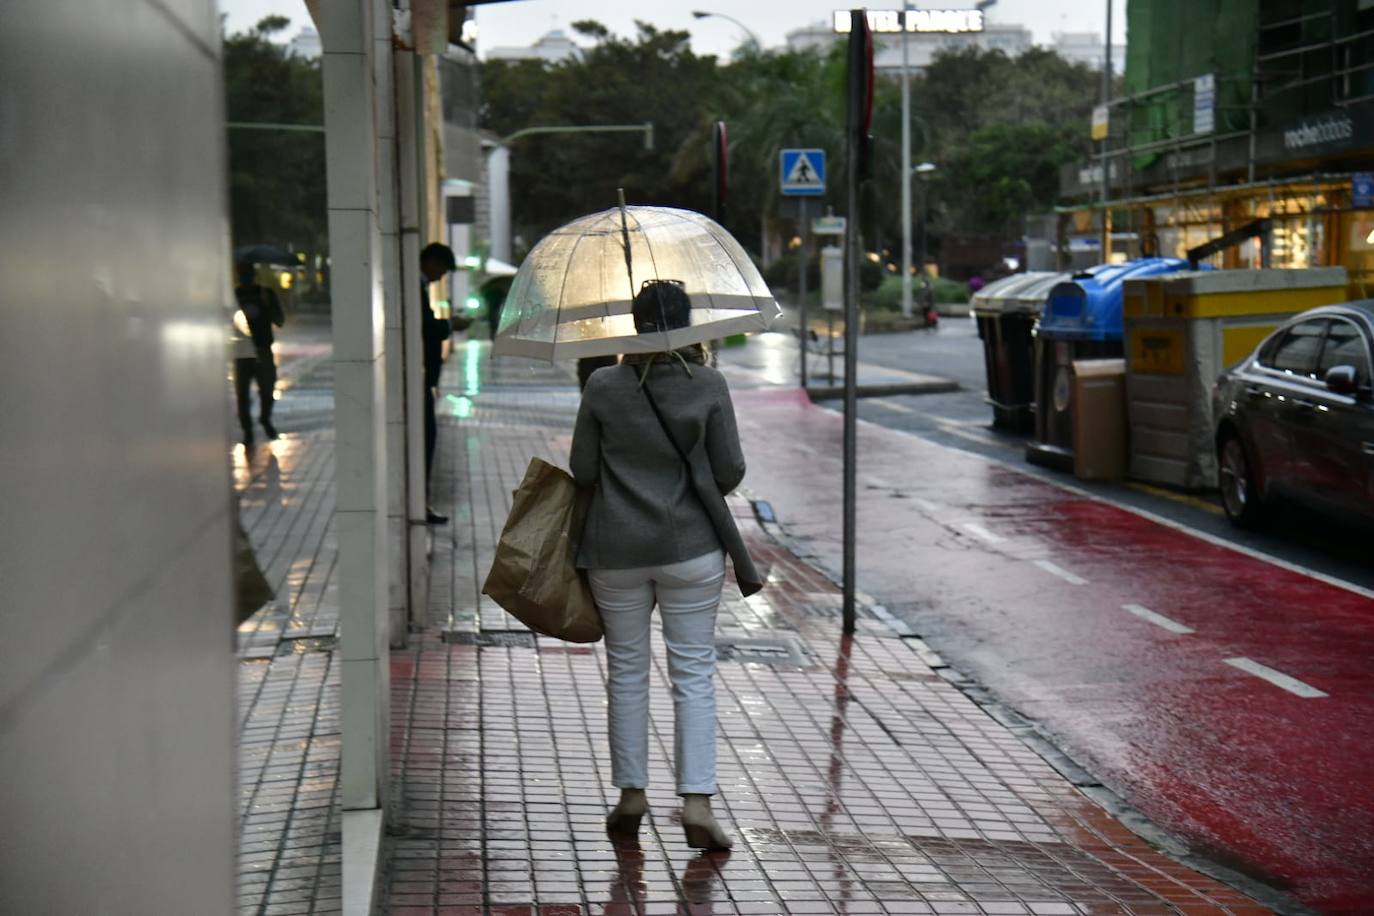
{"left": 229, "top": 326, "right": 1270, "bottom": 914}
{"left": 382, "top": 349, "right": 1262, "bottom": 915}
{"left": 233, "top": 323, "right": 343, "bottom": 913}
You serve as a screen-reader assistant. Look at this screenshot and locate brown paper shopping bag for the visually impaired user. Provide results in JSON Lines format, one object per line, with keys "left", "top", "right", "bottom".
{"left": 481, "top": 457, "right": 603, "bottom": 643}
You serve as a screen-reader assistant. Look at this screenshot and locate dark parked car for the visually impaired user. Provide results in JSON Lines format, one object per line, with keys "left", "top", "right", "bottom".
{"left": 1212, "top": 301, "right": 1374, "bottom": 527}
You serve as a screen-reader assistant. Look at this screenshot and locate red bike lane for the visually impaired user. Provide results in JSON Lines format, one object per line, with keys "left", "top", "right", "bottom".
{"left": 733, "top": 389, "right": 1374, "bottom": 914}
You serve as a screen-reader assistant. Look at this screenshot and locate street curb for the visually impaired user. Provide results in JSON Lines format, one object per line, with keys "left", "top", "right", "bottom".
{"left": 742, "top": 492, "right": 1316, "bottom": 916}
{"left": 804, "top": 379, "right": 961, "bottom": 400}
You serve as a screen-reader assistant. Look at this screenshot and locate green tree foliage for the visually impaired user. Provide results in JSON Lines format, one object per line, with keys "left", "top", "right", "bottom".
{"left": 697, "top": 44, "right": 851, "bottom": 250}
{"left": 913, "top": 47, "right": 1098, "bottom": 237}
{"left": 935, "top": 123, "right": 1085, "bottom": 235}
{"left": 480, "top": 21, "right": 719, "bottom": 252}
{"left": 223, "top": 16, "right": 326, "bottom": 286}
{"left": 480, "top": 30, "right": 1098, "bottom": 259}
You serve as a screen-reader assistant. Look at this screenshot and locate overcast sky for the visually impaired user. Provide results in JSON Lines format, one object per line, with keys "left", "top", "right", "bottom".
{"left": 219, "top": 0, "right": 1126, "bottom": 59}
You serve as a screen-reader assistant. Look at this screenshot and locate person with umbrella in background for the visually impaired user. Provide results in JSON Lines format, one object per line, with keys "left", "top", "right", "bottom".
{"left": 233, "top": 259, "right": 285, "bottom": 445}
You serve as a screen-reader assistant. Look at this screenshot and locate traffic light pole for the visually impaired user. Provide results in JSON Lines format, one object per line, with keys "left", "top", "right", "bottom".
{"left": 842, "top": 9, "right": 868, "bottom": 635}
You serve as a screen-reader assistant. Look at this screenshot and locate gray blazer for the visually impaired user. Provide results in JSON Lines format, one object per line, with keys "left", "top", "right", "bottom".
{"left": 570, "top": 359, "right": 761, "bottom": 594}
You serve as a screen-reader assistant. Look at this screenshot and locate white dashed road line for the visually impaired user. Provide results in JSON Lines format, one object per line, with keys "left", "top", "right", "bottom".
{"left": 961, "top": 523, "right": 1005, "bottom": 545}
{"left": 1224, "top": 657, "right": 1328, "bottom": 698}
{"left": 1122, "top": 603, "right": 1195, "bottom": 635}
{"left": 872, "top": 399, "right": 914, "bottom": 414}
{"left": 1033, "top": 559, "right": 1088, "bottom": 585}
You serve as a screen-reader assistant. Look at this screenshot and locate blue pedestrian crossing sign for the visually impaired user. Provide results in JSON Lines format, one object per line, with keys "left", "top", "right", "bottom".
{"left": 780, "top": 148, "right": 825, "bottom": 196}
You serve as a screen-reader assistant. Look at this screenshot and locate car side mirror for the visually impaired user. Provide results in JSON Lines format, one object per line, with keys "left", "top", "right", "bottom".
{"left": 1324, "top": 364, "right": 1358, "bottom": 395}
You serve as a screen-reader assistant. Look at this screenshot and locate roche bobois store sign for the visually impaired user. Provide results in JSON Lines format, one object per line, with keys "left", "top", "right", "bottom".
{"left": 1282, "top": 112, "right": 1355, "bottom": 155}
{"left": 832, "top": 9, "right": 986, "bottom": 33}
{"left": 1256, "top": 103, "right": 1373, "bottom": 164}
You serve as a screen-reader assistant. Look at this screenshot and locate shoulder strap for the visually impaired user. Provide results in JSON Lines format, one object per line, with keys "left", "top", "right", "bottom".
{"left": 637, "top": 368, "right": 691, "bottom": 465}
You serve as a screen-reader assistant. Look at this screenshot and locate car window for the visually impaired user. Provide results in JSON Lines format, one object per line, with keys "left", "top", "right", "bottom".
{"left": 1317, "top": 318, "right": 1372, "bottom": 383}
{"left": 1263, "top": 319, "right": 1328, "bottom": 378}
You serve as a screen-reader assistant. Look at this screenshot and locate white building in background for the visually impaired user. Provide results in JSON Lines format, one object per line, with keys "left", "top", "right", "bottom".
{"left": 786, "top": 17, "right": 1031, "bottom": 71}
{"left": 287, "top": 25, "right": 321, "bottom": 59}
{"left": 485, "top": 28, "right": 582, "bottom": 63}
{"left": 786, "top": 15, "right": 1123, "bottom": 74}
{"left": 1050, "top": 32, "right": 1125, "bottom": 74}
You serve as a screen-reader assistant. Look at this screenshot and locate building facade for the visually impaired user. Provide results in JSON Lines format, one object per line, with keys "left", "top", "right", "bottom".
{"left": 1050, "top": 32, "right": 1125, "bottom": 73}
{"left": 289, "top": 25, "right": 322, "bottom": 59}
{"left": 786, "top": 17, "right": 1032, "bottom": 71}
{"left": 485, "top": 28, "right": 582, "bottom": 64}
{"left": 1057, "top": 0, "right": 1374, "bottom": 296}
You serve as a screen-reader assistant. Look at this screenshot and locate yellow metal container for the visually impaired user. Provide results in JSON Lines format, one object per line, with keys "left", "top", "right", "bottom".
{"left": 1122, "top": 267, "right": 1348, "bottom": 489}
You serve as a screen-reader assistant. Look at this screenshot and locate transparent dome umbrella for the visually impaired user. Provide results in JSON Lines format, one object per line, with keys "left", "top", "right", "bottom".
{"left": 492, "top": 199, "right": 782, "bottom": 361}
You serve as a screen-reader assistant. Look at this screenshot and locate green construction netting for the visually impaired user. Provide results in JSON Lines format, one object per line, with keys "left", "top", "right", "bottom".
{"left": 1124, "top": 0, "right": 1261, "bottom": 169}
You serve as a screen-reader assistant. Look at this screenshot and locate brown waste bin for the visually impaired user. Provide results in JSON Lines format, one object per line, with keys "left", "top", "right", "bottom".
{"left": 1071, "top": 359, "right": 1127, "bottom": 481}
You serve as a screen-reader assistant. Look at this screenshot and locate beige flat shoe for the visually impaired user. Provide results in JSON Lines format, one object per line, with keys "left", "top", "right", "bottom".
{"left": 605, "top": 788, "right": 647, "bottom": 836}
{"left": 681, "top": 794, "right": 733, "bottom": 850}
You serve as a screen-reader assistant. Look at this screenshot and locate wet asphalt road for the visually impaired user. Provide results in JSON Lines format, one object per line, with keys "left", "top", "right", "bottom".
{"left": 720, "top": 317, "right": 1374, "bottom": 913}
{"left": 848, "top": 317, "right": 1374, "bottom": 594}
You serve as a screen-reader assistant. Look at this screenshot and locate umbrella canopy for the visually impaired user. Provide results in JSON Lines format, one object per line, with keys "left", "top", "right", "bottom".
{"left": 492, "top": 205, "right": 781, "bottom": 361}
{"left": 234, "top": 243, "right": 301, "bottom": 268}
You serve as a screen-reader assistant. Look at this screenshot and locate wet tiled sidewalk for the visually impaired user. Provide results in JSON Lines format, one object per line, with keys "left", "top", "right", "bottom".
{"left": 229, "top": 334, "right": 1268, "bottom": 915}
{"left": 380, "top": 345, "right": 1268, "bottom": 916}
{"left": 235, "top": 349, "right": 344, "bottom": 915}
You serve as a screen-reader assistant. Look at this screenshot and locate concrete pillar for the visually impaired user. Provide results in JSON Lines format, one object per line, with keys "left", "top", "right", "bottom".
{"left": 373, "top": 0, "right": 411, "bottom": 651}
{"left": 0, "top": 2, "right": 235, "bottom": 911}
{"left": 396, "top": 49, "right": 432, "bottom": 628}
{"left": 321, "top": 0, "right": 389, "bottom": 814}
{"left": 487, "top": 144, "right": 512, "bottom": 263}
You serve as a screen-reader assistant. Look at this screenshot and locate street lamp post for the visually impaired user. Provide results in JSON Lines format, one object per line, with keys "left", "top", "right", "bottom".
{"left": 899, "top": 4, "right": 913, "bottom": 317}
{"left": 899, "top": 1, "right": 994, "bottom": 316}
{"left": 915, "top": 161, "right": 936, "bottom": 303}
{"left": 1100, "top": 0, "right": 1113, "bottom": 260}
{"left": 690, "top": 10, "right": 762, "bottom": 50}
{"left": 500, "top": 123, "right": 654, "bottom": 150}
{"left": 489, "top": 123, "right": 656, "bottom": 262}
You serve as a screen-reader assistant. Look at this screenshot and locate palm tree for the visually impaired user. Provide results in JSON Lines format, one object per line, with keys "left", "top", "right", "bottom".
{"left": 674, "top": 45, "right": 850, "bottom": 264}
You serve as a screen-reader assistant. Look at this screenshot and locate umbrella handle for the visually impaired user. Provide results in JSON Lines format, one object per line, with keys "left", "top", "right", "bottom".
{"left": 618, "top": 188, "right": 634, "bottom": 302}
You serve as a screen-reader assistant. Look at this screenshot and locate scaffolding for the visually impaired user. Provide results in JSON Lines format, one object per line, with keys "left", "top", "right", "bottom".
{"left": 1054, "top": 0, "right": 1374, "bottom": 295}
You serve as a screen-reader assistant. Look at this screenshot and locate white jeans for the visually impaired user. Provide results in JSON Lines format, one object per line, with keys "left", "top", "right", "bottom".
{"left": 589, "top": 550, "right": 726, "bottom": 795}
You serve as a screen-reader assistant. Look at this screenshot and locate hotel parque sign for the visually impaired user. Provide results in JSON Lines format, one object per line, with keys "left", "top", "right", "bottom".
{"left": 832, "top": 9, "right": 986, "bottom": 34}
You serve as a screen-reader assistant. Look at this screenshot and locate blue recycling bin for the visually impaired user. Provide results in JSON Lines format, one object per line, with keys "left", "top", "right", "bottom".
{"left": 1026, "top": 258, "right": 1190, "bottom": 469}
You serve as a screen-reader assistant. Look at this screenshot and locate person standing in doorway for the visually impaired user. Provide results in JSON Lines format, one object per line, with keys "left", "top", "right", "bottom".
{"left": 233, "top": 261, "right": 285, "bottom": 445}
{"left": 419, "top": 242, "right": 471, "bottom": 525}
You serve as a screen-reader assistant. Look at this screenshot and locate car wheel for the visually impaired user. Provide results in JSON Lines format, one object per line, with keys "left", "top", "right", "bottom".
{"left": 1218, "top": 433, "right": 1265, "bottom": 527}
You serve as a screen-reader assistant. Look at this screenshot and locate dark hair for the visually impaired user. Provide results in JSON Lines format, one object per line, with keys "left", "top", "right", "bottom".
{"left": 420, "top": 242, "right": 457, "bottom": 271}
{"left": 631, "top": 280, "right": 691, "bottom": 333}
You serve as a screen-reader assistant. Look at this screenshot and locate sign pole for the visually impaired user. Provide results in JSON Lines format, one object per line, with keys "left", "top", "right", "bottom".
{"left": 799, "top": 196, "right": 809, "bottom": 389}
{"left": 841, "top": 8, "right": 869, "bottom": 635}
{"left": 826, "top": 311, "right": 834, "bottom": 382}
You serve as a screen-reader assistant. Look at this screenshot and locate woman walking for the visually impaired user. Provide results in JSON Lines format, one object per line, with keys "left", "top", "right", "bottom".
{"left": 570, "top": 279, "right": 762, "bottom": 850}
